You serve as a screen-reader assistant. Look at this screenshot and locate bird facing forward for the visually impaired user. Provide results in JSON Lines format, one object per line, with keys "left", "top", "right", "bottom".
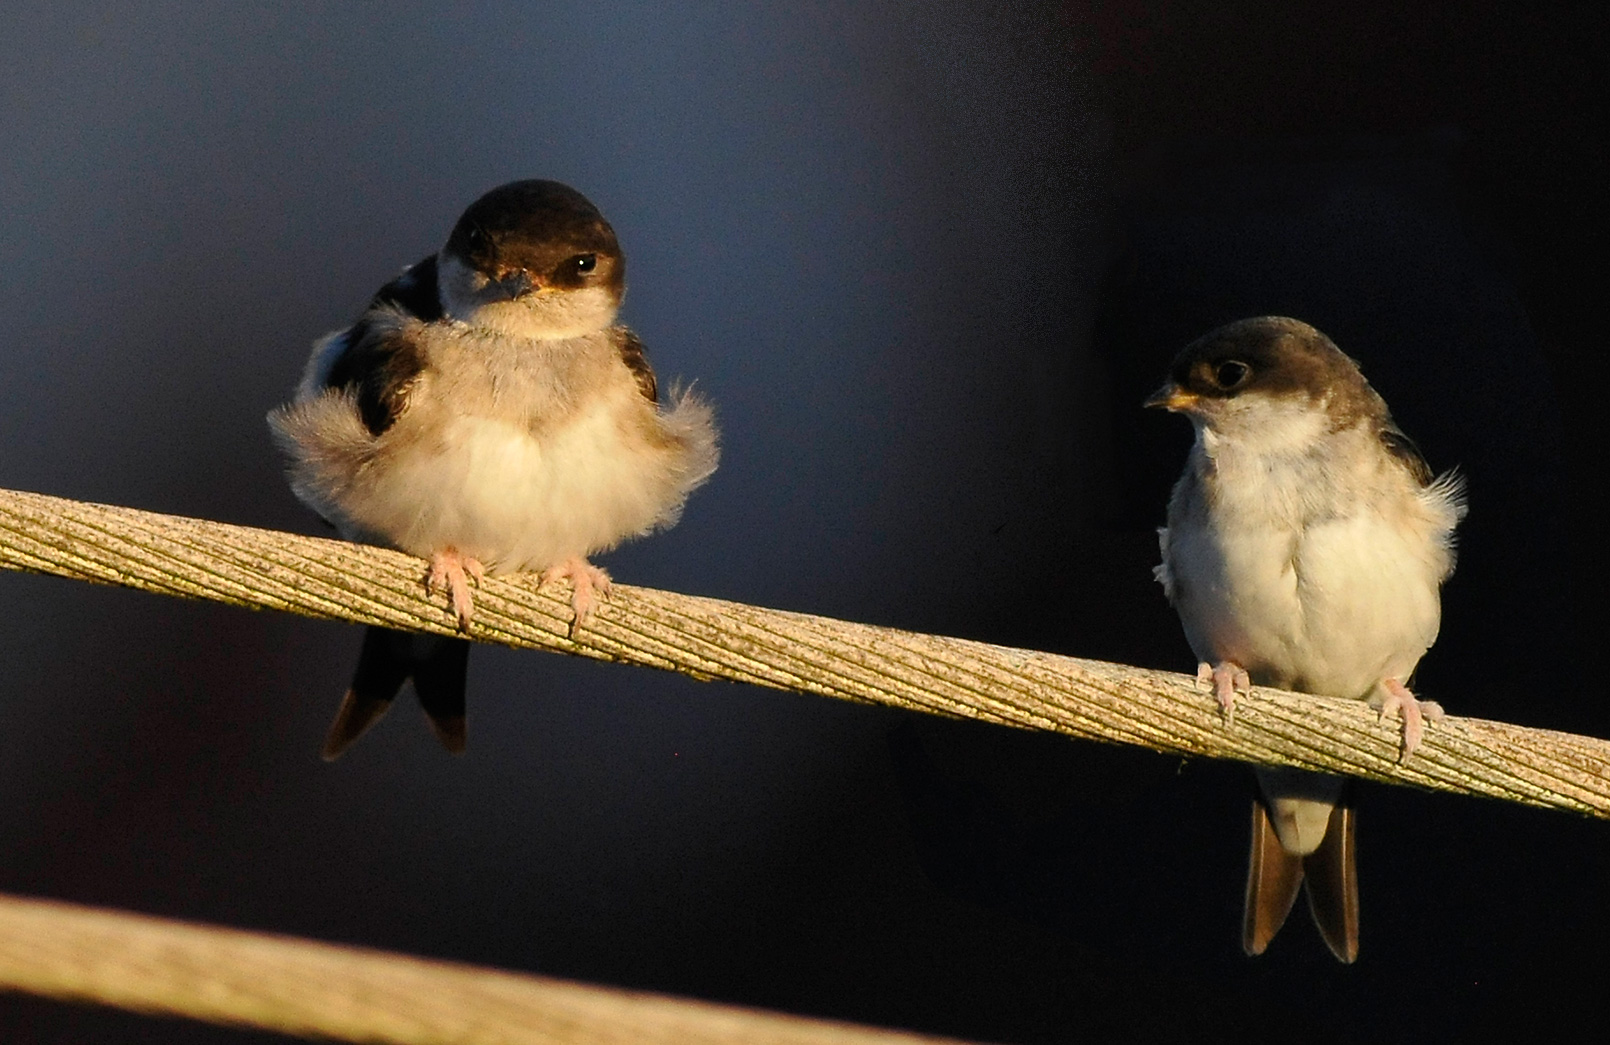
{"left": 1148, "top": 317, "right": 1464, "bottom": 962}
{"left": 269, "top": 179, "right": 719, "bottom": 759}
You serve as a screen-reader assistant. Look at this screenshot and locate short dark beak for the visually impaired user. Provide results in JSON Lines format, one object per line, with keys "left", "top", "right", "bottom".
{"left": 1143, "top": 382, "right": 1198, "bottom": 411}
{"left": 491, "top": 270, "right": 535, "bottom": 300}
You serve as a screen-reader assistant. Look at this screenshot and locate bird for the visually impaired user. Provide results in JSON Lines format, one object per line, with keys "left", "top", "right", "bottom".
{"left": 268, "top": 179, "right": 719, "bottom": 759}
{"left": 1147, "top": 316, "right": 1464, "bottom": 962}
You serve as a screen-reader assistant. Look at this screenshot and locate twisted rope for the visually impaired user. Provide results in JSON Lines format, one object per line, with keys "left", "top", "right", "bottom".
{"left": 1, "top": 485, "right": 1605, "bottom": 817}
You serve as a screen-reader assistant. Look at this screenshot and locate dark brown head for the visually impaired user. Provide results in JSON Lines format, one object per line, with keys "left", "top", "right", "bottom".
{"left": 1144, "top": 317, "right": 1380, "bottom": 433}
{"left": 437, "top": 180, "right": 626, "bottom": 337}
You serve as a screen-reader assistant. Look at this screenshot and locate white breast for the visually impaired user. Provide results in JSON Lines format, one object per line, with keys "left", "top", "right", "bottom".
{"left": 372, "top": 398, "right": 688, "bottom": 571}
{"left": 1162, "top": 421, "right": 1460, "bottom": 699}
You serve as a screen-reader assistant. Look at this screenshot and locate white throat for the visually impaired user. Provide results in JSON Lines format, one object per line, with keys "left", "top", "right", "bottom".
{"left": 1195, "top": 394, "right": 1331, "bottom": 462}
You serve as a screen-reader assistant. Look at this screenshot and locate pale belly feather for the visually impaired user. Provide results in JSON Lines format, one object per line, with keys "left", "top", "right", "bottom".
{"left": 364, "top": 404, "right": 676, "bottom": 571}
{"left": 1172, "top": 510, "right": 1441, "bottom": 699}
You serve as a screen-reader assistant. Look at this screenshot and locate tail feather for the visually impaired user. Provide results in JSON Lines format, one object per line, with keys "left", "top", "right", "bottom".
{"left": 1302, "top": 804, "right": 1359, "bottom": 963}
{"left": 413, "top": 636, "right": 470, "bottom": 754}
{"left": 1241, "top": 787, "right": 1359, "bottom": 963}
{"left": 321, "top": 626, "right": 471, "bottom": 760}
{"left": 1242, "top": 799, "right": 1305, "bottom": 956}
{"left": 321, "top": 688, "right": 397, "bottom": 761}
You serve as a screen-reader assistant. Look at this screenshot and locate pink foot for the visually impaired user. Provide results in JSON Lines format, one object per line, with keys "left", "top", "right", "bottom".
{"left": 540, "top": 557, "right": 612, "bottom": 636}
{"left": 424, "top": 548, "right": 485, "bottom": 632}
{"left": 1377, "top": 677, "right": 1444, "bottom": 762}
{"left": 1198, "top": 660, "right": 1251, "bottom": 722}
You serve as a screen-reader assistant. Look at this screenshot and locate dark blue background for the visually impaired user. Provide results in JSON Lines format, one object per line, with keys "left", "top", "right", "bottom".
{"left": 1, "top": 2, "right": 1602, "bottom": 1041}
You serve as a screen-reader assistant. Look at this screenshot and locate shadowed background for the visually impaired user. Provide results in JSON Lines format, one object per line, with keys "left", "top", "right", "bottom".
{"left": 0, "top": 2, "right": 1602, "bottom": 1041}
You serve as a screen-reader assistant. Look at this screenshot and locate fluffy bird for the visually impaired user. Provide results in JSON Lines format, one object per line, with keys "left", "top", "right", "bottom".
{"left": 1148, "top": 317, "right": 1464, "bottom": 962}
{"left": 269, "top": 179, "right": 719, "bottom": 759}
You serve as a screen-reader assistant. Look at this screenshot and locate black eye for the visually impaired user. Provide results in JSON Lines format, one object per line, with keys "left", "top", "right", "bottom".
{"left": 571, "top": 253, "right": 597, "bottom": 275}
{"left": 465, "top": 224, "right": 488, "bottom": 253}
{"left": 1214, "top": 361, "right": 1251, "bottom": 389}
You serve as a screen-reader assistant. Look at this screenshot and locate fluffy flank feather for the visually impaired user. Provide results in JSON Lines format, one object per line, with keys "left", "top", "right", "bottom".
{"left": 653, "top": 383, "right": 720, "bottom": 527}
{"left": 266, "top": 391, "right": 375, "bottom": 535}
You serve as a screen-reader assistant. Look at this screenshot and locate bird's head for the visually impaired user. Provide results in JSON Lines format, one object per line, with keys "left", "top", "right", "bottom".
{"left": 1145, "top": 316, "right": 1379, "bottom": 451}
{"left": 437, "top": 179, "right": 625, "bottom": 339}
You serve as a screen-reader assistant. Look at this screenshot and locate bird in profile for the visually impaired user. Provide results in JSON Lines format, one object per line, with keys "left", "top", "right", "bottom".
{"left": 269, "top": 179, "right": 719, "bottom": 759}
{"left": 1148, "top": 316, "right": 1464, "bottom": 962}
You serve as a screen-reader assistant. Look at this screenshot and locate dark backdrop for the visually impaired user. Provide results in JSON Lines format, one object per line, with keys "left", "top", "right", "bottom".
{"left": 1, "top": 3, "right": 1602, "bottom": 1041}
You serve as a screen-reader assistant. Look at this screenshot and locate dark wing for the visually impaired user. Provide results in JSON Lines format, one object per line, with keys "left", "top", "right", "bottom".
{"left": 1378, "top": 420, "right": 1434, "bottom": 486}
{"left": 322, "top": 256, "right": 440, "bottom": 436}
{"left": 330, "top": 325, "right": 427, "bottom": 436}
{"left": 616, "top": 328, "right": 658, "bottom": 404}
{"left": 369, "top": 255, "right": 443, "bottom": 320}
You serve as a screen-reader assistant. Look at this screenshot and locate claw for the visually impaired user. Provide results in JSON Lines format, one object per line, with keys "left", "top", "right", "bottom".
{"left": 1378, "top": 677, "right": 1443, "bottom": 762}
{"left": 1199, "top": 660, "right": 1251, "bottom": 723}
{"left": 424, "top": 548, "right": 485, "bottom": 632}
{"left": 540, "top": 557, "right": 613, "bottom": 636}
